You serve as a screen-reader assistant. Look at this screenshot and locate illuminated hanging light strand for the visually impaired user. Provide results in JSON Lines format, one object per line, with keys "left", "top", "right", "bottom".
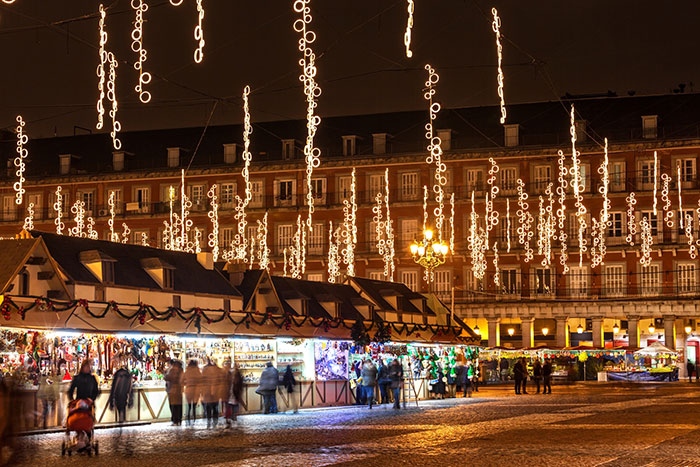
{"left": 373, "top": 192, "right": 386, "bottom": 264}
{"left": 516, "top": 178, "right": 534, "bottom": 262}
{"left": 327, "top": 221, "right": 341, "bottom": 283}
{"left": 178, "top": 170, "right": 194, "bottom": 252}
{"left": 661, "top": 172, "right": 673, "bottom": 228}
{"left": 422, "top": 185, "right": 428, "bottom": 233}
{"left": 54, "top": 186, "right": 64, "bottom": 235}
{"left": 141, "top": 232, "right": 149, "bottom": 246}
{"left": 423, "top": 64, "right": 447, "bottom": 239}
{"left": 231, "top": 86, "right": 254, "bottom": 263}
{"left": 108, "top": 191, "right": 119, "bottom": 242}
{"left": 257, "top": 212, "right": 270, "bottom": 271}
{"left": 493, "top": 242, "right": 500, "bottom": 287}
{"left": 70, "top": 200, "right": 86, "bottom": 238}
{"left": 131, "top": 0, "right": 152, "bottom": 103}
{"left": 289, "top": 214, "right": 305, "bottom": 279}
{"left": 294, "top": 0, "right": 322, "bottom": 238}
{"left": 207, "top": 184, "right": 220, "bottom": 261}
{"left": 449, "top": 193, "right": 455, "bottom": 256}
{"left": 678, "top": 163, "right": 684, "bottom": 229}
{"left": 193, "top": 0, "right": 205, "bottom": 63}
{"left": 341, "top": 168, "right": 357, "bottom": 277}
{"left": 384, "top": 168, "right": 395, "bottom": 281}
{"left": 685, "top": 213, "right": 696, "bottom": 259}
{"left": 506, "top": 198, "right": 511, "bottom": 253}
{"left": 404, "top": 0, "right": 414, "bottom": 58}
{"left": 121, "top": 223, "right": 130, "bottom": 244}
{"left": 639, "top": 216, "right": 653, "bottom": 267}
{"left": 248, "top": 233, "right": 254, "bottom": 269}
{"left": 653, "top": 151, "right": 658, "bottom": 216}
{"left": 23, "top": 203, "right": 34, "bottom": 232}
{"left": 107, "top": 52, "right": 121, "bottom": 150}
{"left": 96, "top": 4, "right": 107, "bottom": 130}
{"left": 469, "top": 191, "right": 487, "bottom": 281}
{"left": 556, "top": 149, "right": 569, "bottom": 273}
{"left": 491, "top": 7, "right": 506, "bottom": 124}
{"left": 86, "top": 217, "right": 98, "bottom": 240}
{"left": 485, "top": 157, "right": 500, "bottom": 247}
{"left": 570, "top": 104, "right": 587, "bottom": 267}
{"left": 14, "top": 115, "right": 28, "bottom": 205}
{"left": 543, "top": 183, "right": 555, "bottom": 267}
{"left": 625, "top": 192, "right": 637, "bottom": 246}
{"left": 591, "top": 140, "right": 610, "bottom": 268}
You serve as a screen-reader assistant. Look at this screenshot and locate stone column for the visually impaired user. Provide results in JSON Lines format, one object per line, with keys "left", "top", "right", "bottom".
{"left": 487, "top": 318, "right": 501, "bottom": 347}
{"left": 627, "top": 316, "right": 640, "bottom": 348}
{"left": 521, "top": 317, "right": 535, "bottom": 348}
{"left": 664, "top": 316, "right": 677, "bottom": 350}
{"left": 555, "top": 316, "right": 569, "bottom": 348}
{"left": 676, "top": 318, "right": 688, "bottom": 379}
{"left": 591, "top": 317, "right": 604, "bottom": 348}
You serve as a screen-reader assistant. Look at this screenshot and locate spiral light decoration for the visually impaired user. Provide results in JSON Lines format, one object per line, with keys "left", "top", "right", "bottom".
{"left": 294, "top": 0, "right": 322, "bottom": 237}
{"left": 639, "top": 216, "right": 653, "bottom": 267}
{"left": 207, "top": 184, "right": 220, "bottom": 261}
{"left": 486, "top": 157, "right": 500, "bottom": 246}
{"left": 70, "top": 200, "right": 86, "bottom": 238}
{"left": 96, "top": 4, "right": 107, "bottom": 130}
{"left": 404, "top": 0, "right": 414, "bottom": 58}
{"left": 625, "top": 192, "right": 637, "bottom": 246}
{"left": 556, "top": 150, "right": 570, "bottom": 273}
{"left": 178, "top": 171, "right": 194, "bottom": 252}
{"left": 231, "top": 86, "right": 254, "bottom": 262}
{"left": 570, "top": 105, "right": 587, "bottom": 267}
{"left": 493, "top": 242, "right": 500, "bottom": 287}
{"left": 341, "top": 168, "right": 357, "bottom": 277}
{"left": 449, "top": 193, "right": 455, "bottom": 256}
{"left": 131, "top": 0, "right": 151, "bottom": 103}
{"left": 469, "top": 191, "right": 487, "bottom": 281}
{"left": 108, "top": 191, "right": 119, "bottom": 242}
{"left": 661, "top": 172, "right": 673, "bottom": 228}
{"left": 289, "top": 214, "right": 305, "bottom": 279}
{"left": 516, "top": 178, "right": 534, "bottom": 262}
{"left": 14, "top": 115, "right": 28, "bottom": 205}
{"left": 54, "top": 186, "right": 64, "bottom": 235}
{"left": 121, "top": 223, "right": 131, "bottom": 244}
{"left": 384, "top": 168, "right": 396, "bottom": 281}
{"left": 652, "top": 151, "right": 658, "bottom": 216}
{"left": 141, "top": 232, "right": 149, "bottom": 246}
{"left": 327, "top": 221, "right": 341, "bottom": 283}
{"left": 373, "top": 192, "right": 385, "bottom": 258}
{"left": 194, "top": 0, "right": 205, "bottom": 63}
{"left": 678, "top": 164, "right": 684, "bottom": 229}
{"left": 685, "top": 213, "right": 696, "bottom": 259}
{"left": 23, "top": 203, "right": 34, "bottom": 232}
{"left": 492, "top": 8, "right": 506, "bottom": 124}
{"left": 596, "top": 139, "right": 611, "bottom": 267}
{"left": 107, "top": 52, "right": 121, "bottom": 150}
{"left": 506, "top": 198, "right": 511, "bottom": 253}
{"left": 423, "top": 64, "right": 447, "bottom": 239}
{"left": 257, "top": 212, "right": 270, "bottom": 271}
{"left": 87, "top": 217, "right": 98, "bottom": 240}
{"left": 422, "top": 185, "right": 428, "bottom": 233}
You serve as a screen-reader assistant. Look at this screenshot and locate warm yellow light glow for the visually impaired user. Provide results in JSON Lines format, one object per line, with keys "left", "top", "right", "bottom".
{"left": 474, "top": 325, "right": 480, "bottom": 336}
{"left": 577, "top": 324, "right": 583, "bottom": 334}
{"left": 469, "top": 191, "right": 487, "bottom": 280}
{"left": 424, "top": 229, "right": 434, "bottom": 241}
{"left": 207, "top": 184, "right": 220, "bottom": 261}
{"left": 131, "top": 0, "right": 152, "bottom": 103}
{"left": 516, "top": 178, "right": 534, "bottom": 262}
{"left": 169, "top": 0, "right": 183, "bottom": 4}
{"left": 257, "top": 212, "right": 270, "bottom": 271}
{"left": 592, "top": 138, "right": 610, "bottom": 268}
{"left": 613, "top": 324, "right": 620, "bottom": 334}
{"left": 96, "top": 4, "right": 107, "bottom": 130}
{"left": 449, "top": 193, "right": 455, "bottom": 256}
{"left": 108, "top": 190, "right": 119, "bottom": 242}
{"left": 341, "top": 168, "right": 357, "bottom": 277}
{"left": 384, "top": 168, "right": 396, "bottom": 280}
{"left": 70, "top": 200, "right": 86, "bottom": 238}
{"left": 327, "top": 220, "right": 340, "bottom": 283}
{"left": 556, "top": 150, "right": 569, "bottom": 273}
{"left": 404, "top": 0, "right": 414, "bottom": 58}
{"left": 493, "top": 241, "right": 500, "bottom": 287}
{"left": 141, "top": 232, "right": 149, "bottom": 246}
{"left": 121, "top": 223, "right": 130, "bottom": 244}
{"left": 87, "top": 217, "right": 98, "bottom": 240}
{"left": 570, "top": 104, "right": 587, "bottom": 267}
{"left": 194, "top": 0, "right": 205, "bottom": 63}
{"left": 230, "top": 85, "right": 254, "bottom": 263}
{"left": 492, "top": 7, "right": 506, "bottom": 124}
{"left": 440, "top": 243, "right": 448, "bottom": 255}
{"left": 486, "top": 157, "right": 500, "bottom": 246}
{"left": 418, "top": 245, "right": 425, "bottom": 256}
{"left": 54, "top": 186, "right": 64, "bottom": 235}
{"left": 431, "top": 242, "right": 441, "bottom": 254}
{"left": 507, "top": 327, "right": 515, "bottom": 336}
{"left": 410, "top": 243, "right": 419, "bottom": 255}
{"left": 14, "top": 115, "right": 28, "bottom": 205}
{"left": 506, "top": 198, "right": 511, "bottom": 253}
{"left": 542, "top": 327, "right": 549, "bottom": 336}
{"left": 639, "top": 215, "right": 653, "bottom": 267}
{"left": 23, "top": 203, "right": 34, "bottom": 231}
{"left": 648, "top": 324, "right": 655, "bottom": 334}
{"left": 653, "top": 151, "right": 658, "bottom": 216}
{"left": 661, "top": 172, "right": 673, "bottom": 228}
{"left": 685, "top": 325, "right": 693, "bottom": 334}
{"left": 423, "top": 64, "right": 447, "bottom": 240}
{"left": 625, "top": 192, "right": 637, "bottom": 246}
{"left": 107, "top": 52, "right": 121, "bottom": 150}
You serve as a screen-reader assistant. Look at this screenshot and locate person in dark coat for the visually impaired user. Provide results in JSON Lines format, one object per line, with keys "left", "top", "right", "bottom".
{"left": 520, "top": 358, "right": 529, "bottom": 394}
{"left": 352, "top": 360, "right": 364, "bottom": 405}
{"left": 164, "top": 360, "right": 184, "bottom": 425}
{"left": 108, "top": 367, "right": 133, "bottom": 424}
{"left": 256, "top": 361, "right": 280, "bottom": 414}
{"left": 226, "top": 364, "right": 244, "bottom": 424}
{"left": 388, "top": 359, "right": 403, "bottom": 409}
{"left": 532, "top": 359, "right": 543, "bottom": 394}
{"left": 377, "top": 360, "right": 390, "bottom": 404}
{"left": 499, "top": 357, "right": 509, "bottom": 381}
{"left": 454, "top": 361, "right": 466, "bottom": 397}
{"left": 68, "top": 360, "right": 100, "bottom": 401}
{"left": 542, "top": 359, "right": 553, "bottom": 394}
{"left": 513, "top": 359, "right": 524, "bottom": 395}
{"left": 361, "top": 360, "right": 378, "bottom": 409}
{"left": 687, "top": 360, "right": 696, "bottom": 383}
{"left": 431, "top": 365, "right": 447, "bottom": 399}
{"left": 282, "top": 365, "right": 298, "bottom": 413}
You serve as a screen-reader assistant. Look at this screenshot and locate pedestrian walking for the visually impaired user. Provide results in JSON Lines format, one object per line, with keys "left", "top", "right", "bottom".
{"left": 352, "top": 360, "right": 364, "bottom": 405}
{"left": 201, "top": 359, "right": 222, "bottom": 427}
{"left": 533, "top": 359, "right": 543, "bottom": 394}
{"left": 454, "top": 360, "right": 466, "bottom": 397}
{"left": 36, "top": 370, "right": 59, "bottom": 429}
{"left": 687, "top": 360, "right": 696, "bottom": 383}
{"left": 183, "top": 360, "right": 201, "bottom": 425}
{"left": 164, "top": 360, "right": 184, "bottom": 426}
{"left": 256, "top": 361, "right": 280, "bottom": 414}
{"left": 513, "top": 359, "right": 523, "bottom": 395}
{"left": 282, "top": 365, "right": 298, "bottom": 413}
{"left": 68, "top": 360, "right": 100, "bottom": 401}
{"left": 388, "top": 359, "right": 403, "bottom": 409}
{"left": 377, "top": 360, "right": 390, "bottom": 404}
{"left": 519, "top": 358, "right": 530, "bottom": 394}
{"left": 499, "top": 357, "right": 509, "bottom": 382}
{"left": 225, "top": 364, "right": 243, "bottom": 425}
{"left": 431, "top": 365, "right": 447, "bottom": 399}
{"left": 107, "top": 367, "right": 133, "bottom": 424}
{"left": 542, "top": 359, "right": 553, "bottom": 394}
{"left": 361, "top": 359, "right": 378, "bottom": 409}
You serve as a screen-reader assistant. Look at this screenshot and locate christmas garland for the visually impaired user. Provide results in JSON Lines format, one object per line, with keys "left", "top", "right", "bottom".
{"left": 1, "top": 295, "right": 470, "bottom": 341}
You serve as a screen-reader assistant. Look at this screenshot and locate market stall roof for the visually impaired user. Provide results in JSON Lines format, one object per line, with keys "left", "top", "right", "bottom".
{"left": 269, "top": 275, "right": 366, "bottom": 321}
{"left": 634, "top": 341, "right": 678, "bottom": 355}
{"left": 0, "top": 238, "right": 41, "bottom": 293}
{"left": 349, "top": 277, "right": 432, "bottom": 316}
{"left": 31, "top": 231, "right": 240, "bottom": 297}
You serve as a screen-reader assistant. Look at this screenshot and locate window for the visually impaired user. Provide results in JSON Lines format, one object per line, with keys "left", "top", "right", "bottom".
{"left": 640, "top": 160, "right": 655, "bottom": 189}
{"left": 188, "top": 184, "right": 206, "bottom": 210}
{"left": 400, "top": 270, "right": 419, "bottom": 292}
{"left": 223, "top": 144, "right": 237, "bottom": 164}
{"left": 18, "top": 269, "right": 29, "bottom": 295}
{"left": 611, "top": 161, "right": 626, "bottom": 192}
{"left": 678, "top": 209, "right": 695, "bottom": 238}
{"left": 103, "top": 262, "right": 115, "bottom": 283}
{"left": 500, "top": 167, "right": 517, "bottom": 194}
{"left": 400, "top": 219, "right": 419, "bottom": 246}
{"left": 570, "top": 164, "right": 589, "bottom": 193}
{"left": 167, "top": 148, "right": 180, "bottom": 167}
{"left": 338, "top": 175, "right": 352, "bottom": 202}
{"left": 2, "top": 196, "right": 15, "bottom": 221}
{"left": 163, "top": 268, "right": 174, "bottom": 289}
{"left": 246, "top": 225, "right": 258, "bottom": 245}
{"left": 569, "top": 213, "right": 592, "bottom": 244}
{"left": 401, "top": 172, "right": 419, "bottom": 200}
{"left": 501, "top": 269, "right": 519, "bottom": 295}
{"left": 368, "top": 174, "right": 385, "bottom": 200}
{"left": 282, "top": 140, "right": 295, "bottom": 159}
{"left": 275, "top": 180, "right": 295, "bottom": 206}
{"left": 368, "top": 271, "right": 384, "bottom": 281}
{"left": 310, "top": 178, "right": 326, "bottom": 202}
{"left": 307, "top": 273, "right": 324, "bottom": 282}
{"left": 277, "top": 224, "right": 294, "bottom": 253}
{"left": 434, "top": 270, "right": 452, "bottom": 299}
{"left": 569, "top": 266, "right": 588, "bottom": 297}
{"left": 466, "top": 168, "right": 484, "bottom": 194}
{"left": 135, "top": 187, "right": 150, "bottom": 213}
{"left": 308, "top": 222, "right": 324, "bottom": 255}
{"left": 250, "top": 180, "right": 264, "bottom": 208}
{"left": 641, "top": 264, "right": 661, "bottom": 296}
{"left": 534, "top": 166, "right": 551, "bottom": 193}
{"left": 173, "top": 295, "right": 181, "bottom": 308}
{"left": 133, "top": 229, "right": 149, "bottom": 246}
{"left": 608, "top": 212, "right": 624, "bottom": 238}
{"left": 106, "top": 188, "right": 123, "bottom": 214}
{"left": 77, "top": 190, "right": 94, "bottom": 213}
{"left": 605, "top": 265, "right": 625, "bottom": 296}
{"left": 220, "top": 182, "right": 236, "bottom": 208}
{"left": 678, "top": 158, "right": 696, "bottom": 184}
{"left": 220, "top": 227, "right": 234, "bottom": 248}
{"left": 642, "top": 115, "right": 658, "bottom": 139}
{"left": 48, "top": 190, "right": 69, "bottom": 218}
{"left": 504, "top": 124, "right": 519, "bottom": 147}
{"left": 640, "top": 211, "right": 659, "bottom": 237}
{"left": 499, "top": 216, "right": 517, "bottom": 245}
{"left": 532, "top": 268, "right": 553, "bottom": 295}
{"left": 342, "top": 136, "right": 357, "bottom": 156}
{"left": 677, "top": 263, "right": 697, "bottom": 294}
{"left": 27, "top": 193, "right": 42, "bottom": 220}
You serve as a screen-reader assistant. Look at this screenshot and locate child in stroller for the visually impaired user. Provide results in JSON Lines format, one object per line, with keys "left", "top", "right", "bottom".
{"left": 62, "top": 398, "right": 98, "bottom": 456}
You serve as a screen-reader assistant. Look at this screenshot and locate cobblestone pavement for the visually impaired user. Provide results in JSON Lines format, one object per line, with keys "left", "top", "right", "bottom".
{"left": 8, "top": 383, "right": 700, "bottom": 467}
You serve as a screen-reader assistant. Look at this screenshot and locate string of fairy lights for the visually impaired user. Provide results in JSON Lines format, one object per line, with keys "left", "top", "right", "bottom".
{"left": 404, "top": 0, "right": 414, "bottom": 58}
{"left": 131, "top": 0, "right": 151, "bottom": 104}
{"left": 13, "top": 116, "right": 27, "bottom": 206}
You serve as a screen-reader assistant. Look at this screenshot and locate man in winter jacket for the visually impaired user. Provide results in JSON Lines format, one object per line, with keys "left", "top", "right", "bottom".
{"left": 108, "top": 367, "right": 133, "bottom": 424}
{"left": 256, "top": 361, "right": 280, "bottom": 414}
{"left": 68, "top": 361, "right": 100, "bottom": 401}
{"left": 388, "top": 359, "right": 404, "bottom": 409}
{"left": 361, "top": 360, "right": 378, "bottom": 409}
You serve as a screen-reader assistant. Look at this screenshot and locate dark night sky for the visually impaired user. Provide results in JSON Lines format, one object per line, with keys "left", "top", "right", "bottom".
{"left": 1, "top": 0, "right": 698, "bottom": 138}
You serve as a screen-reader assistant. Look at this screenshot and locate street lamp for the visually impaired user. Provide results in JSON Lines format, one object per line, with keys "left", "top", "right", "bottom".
{"left": 541, "top": 327, "right": 549, "bottom": 336}
{"left": 648, "top": 324, "right": 655, "bottom": 334}
{"left": 685, "top": 324, "right": 693, "bottom": 334}
{"left": 473, "top": 325, "right": 481, "bottom": 336}
{"left": 410, "top": 228, "right": 449, "bottom": 283}
{"left": 507, "top": 327, "right": 515, "bottom": 336}
{"left": 613, "top": 323, "right": 620, "bottom": 334}
{"left": 577, "top": 324, "right": 584, "bottom": 334}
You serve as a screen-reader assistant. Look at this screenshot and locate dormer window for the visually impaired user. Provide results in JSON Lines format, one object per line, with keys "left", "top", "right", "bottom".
{"left": 342, "top": 135, "right": 358, "bottom": 156}
{"left": 141, "top": 257, "right": 176, "bottom": 290}
{"left": 79, "top": 250, "right": 116, "bottom": 284}
{"left": 642, "top": 115, "right": 658, "bottom": 139}
{"left": 282, "top": 139, "right": 296, "bottom": 160}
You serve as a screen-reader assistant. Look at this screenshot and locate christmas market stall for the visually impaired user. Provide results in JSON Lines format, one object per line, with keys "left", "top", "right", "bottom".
{"left": 603, "top": 342, "right": 679, "bottom": 382}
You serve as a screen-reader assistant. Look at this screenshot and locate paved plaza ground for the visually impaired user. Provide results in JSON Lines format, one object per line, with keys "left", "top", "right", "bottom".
{"left": 8, "top": 383, "right": 700, "bottom": 466}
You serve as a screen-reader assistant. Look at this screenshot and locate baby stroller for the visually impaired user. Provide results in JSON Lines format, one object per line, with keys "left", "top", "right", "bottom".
{"left": 61, "top": 399, "right": 99, "bottom": 456}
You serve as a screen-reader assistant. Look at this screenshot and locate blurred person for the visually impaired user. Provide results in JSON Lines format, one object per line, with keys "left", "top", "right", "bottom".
{"left": 165, "top": 360, "right": 184, "bottom": 426}
{"left": 184, "top": 360, "right": 201, "bottom": 426}
{"left": 68, "top": 361, "right": 99, "bottom": 402}
{"left": 37, "top": 370, "right": 59, "bottom": 429}
{"left": 388, "top": 359, "right": 403, "bottom": 409}
{"left": 352, "top": 360, "right": 364, "bottom": 405}
{"left": 532, "top": 359, "right": 543, "bottom": 394}
{"left": 256, "top": 361, "right": 279, "bottom": 414}
{"left": 361, "top": 359, "right": 378, "bottom": 409}
{"left": 201, "top": 359, "right": 221, "bottom": 428}
{"left": 513, "top": 359, "right": 524, "bottom": 395}
{"left": 465, "top": 361, "right": 474, "bottom": 398}
{"left": 108, "top": 366, "right": 133, "bottom": 424}
{"left": 225, "top": 364, "right": 243, "bottom": 425}
{"left": 0, "top": 371, "right": 21, "bottom": 465}
{"left": 377, "top": 360, "right": 390, "bottom": 404}
{"left": 282, "top": 365, "right": 298, "bottom": 414}
{"left": 687, "top": 360, "right": 697, "bottom": 383}
{"left": 454, "top": 359, "right": 466, "bottom": 397}
{"left": 431, "top": 364, "right": 447, "bottom": 400}
{"left": 499, "top": 357, "right": 509, "bottom": 382}
{"left": 542, "top": 359, "right": 553, "bottom": 394}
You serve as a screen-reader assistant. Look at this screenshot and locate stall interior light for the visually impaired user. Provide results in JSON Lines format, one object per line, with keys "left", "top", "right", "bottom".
{"left": 577, "top": 324, "right": 584, "bottom": 334}
{"left": 473, "top": 325, "right": 480, "bottom": 336}
{"left": 613, "top": 323, "right": 620, "bottom": 334}
{"left": 507, "top": 327, "right": 515, "bottom": 336}
{"left": 541, "top": 327, "right": 549, "bottom": 336}
{"left": 648, "top": 325, "right": 655, "bottom": 334}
